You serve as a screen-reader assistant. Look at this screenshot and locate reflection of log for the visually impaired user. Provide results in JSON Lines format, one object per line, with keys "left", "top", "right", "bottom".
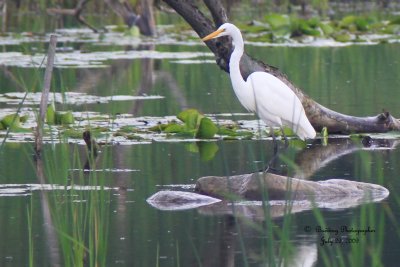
{"left": 295, "top": 139, "right": 358, "bottom": 179}
{"left": 195, "top": 172, "right": 389, "bottom": 202}
{"left": 147, "top": 190, "right": 221, "bottom": 210}
{"left": 1, "top": 0, "right": 6, "bottom": 32}
{"left": 295, "top": 137, "right": 400, "bottom": 179}
{"left": 162, "top": 0, "right": 400, "bottom": 134}
{"left": 35, "top": 157, "right": 61, "bottom": 267}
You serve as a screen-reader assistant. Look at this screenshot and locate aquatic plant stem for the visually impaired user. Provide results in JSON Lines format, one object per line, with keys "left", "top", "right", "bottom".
{"left": 35, "top": 34, "right": 57, "bottom": 156}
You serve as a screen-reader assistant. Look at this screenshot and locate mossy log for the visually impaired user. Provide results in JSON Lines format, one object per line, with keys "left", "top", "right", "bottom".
{"left": 162, "top": 0, "right": 400, "bottom": 134}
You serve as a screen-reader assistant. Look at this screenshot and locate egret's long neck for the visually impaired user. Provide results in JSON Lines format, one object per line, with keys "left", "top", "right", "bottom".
{"left": 229, "top": 32, "right": 245, "bottom": 86}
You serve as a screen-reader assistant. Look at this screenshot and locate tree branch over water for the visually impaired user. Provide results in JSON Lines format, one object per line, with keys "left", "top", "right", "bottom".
{"left": 162, "top": 0, "right": 400, "bottom": 134}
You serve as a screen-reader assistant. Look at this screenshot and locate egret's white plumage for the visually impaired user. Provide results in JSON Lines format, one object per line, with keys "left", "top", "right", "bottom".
{"left": 202, "top": 23, "right": 316, "bottom": 140}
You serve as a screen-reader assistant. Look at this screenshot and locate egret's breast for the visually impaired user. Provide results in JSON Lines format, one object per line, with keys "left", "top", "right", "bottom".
{"left": 230, "top": 74, "right": 256, "bottom": 112}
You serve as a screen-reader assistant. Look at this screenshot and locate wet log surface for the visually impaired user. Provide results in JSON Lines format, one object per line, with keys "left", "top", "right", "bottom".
{"left": 195, "top": 172, "right": 389, "bottom": 202}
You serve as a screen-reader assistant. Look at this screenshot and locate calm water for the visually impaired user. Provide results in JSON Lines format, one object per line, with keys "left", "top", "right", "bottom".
{"left": 1, "top": 20, "right": 400, "bottom": 267}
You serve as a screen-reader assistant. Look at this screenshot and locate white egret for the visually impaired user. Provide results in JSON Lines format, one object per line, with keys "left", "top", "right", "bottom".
{"left": 202, "top": 23, "right": 316, "bottom": 141}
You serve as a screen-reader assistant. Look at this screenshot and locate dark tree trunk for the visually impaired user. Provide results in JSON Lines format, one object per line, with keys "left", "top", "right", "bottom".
{"left": 162, "top": 0, "right": 400, "bottom": 134}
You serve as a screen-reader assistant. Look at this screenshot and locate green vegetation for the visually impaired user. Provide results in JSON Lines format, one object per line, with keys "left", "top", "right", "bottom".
{"left": 46, "top": 103, "right": 75, "bottom": 125}
{"left": 239, "top": 13, "right": 400, "bottom": 43}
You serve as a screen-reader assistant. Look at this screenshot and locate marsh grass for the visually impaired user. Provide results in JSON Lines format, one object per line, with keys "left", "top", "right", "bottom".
{"left": 33, "top": 142, "right": 112, "bottom": 267}
{"left": 9, "top": 40, "right": 114, "bottom": 266}
{"left": 27, "top": 197, "right": 34, "bottom": 267}
{"left": 310, "top": 152, "right": 387, "bottom": 267}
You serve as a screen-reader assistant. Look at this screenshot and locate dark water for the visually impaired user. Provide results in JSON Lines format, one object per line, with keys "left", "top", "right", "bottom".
{"left": 1, "top": 23, "right": 400, "bottom": 267}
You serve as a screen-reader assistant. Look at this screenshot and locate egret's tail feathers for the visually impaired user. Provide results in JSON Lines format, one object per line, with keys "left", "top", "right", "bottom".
{"left": 295, "top": 122, "right": 316, "bottom": 140}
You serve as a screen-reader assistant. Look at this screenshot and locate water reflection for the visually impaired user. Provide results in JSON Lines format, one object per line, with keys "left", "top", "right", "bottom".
{"left": 295, "top": 137, "right": 400, "bottom": 179}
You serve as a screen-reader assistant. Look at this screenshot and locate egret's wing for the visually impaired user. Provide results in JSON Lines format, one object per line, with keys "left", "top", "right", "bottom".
{"left": 248, "top": 72, "right": 306, "bottom": 128}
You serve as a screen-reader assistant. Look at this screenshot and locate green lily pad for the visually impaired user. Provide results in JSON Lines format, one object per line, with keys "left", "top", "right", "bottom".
{"left": 164, "top": 123, "right": 185, "bottom": 133}
{"left": 148, "top": 123, "right": 169, "bottom": 132}
{"left": 265, "top": 13, "right": 290, "bottom": 30}
{"left": 339, "top": 15, "right": 357, "bottom": 28}
{"left": 177, "top": 109, "right": 203, "bottom": 130}
{"left": 333, "top": 32, "right": 352, "bottom": 42}
{"left": 320, "top": 22, "right": 334, "bottom": 35}
{"left": 1, "top": 113, "right": 21, "bottom": 129}
{"left": 55, "top": 111, "right": 75, "bottom": 125}
{"left": 196, "top": 117, "right": 218, "bottom": 139}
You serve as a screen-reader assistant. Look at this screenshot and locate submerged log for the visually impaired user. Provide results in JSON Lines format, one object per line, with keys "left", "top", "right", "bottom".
{"left": 162, "top": 0, "right": 400, "bottom": 134}
{"left": 195, "top": 172, "right": 389, "bottom": 202}
{"left": 147, "top": 172, "right": 389, "bottom": 215}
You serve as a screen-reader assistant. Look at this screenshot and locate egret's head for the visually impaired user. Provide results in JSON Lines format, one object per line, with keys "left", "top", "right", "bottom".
{"left": 202, "top": 23, "right": 236, "bottom": 41}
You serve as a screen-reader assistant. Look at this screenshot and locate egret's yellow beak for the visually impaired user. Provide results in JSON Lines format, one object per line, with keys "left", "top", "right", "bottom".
{"left": 202, "top": 28, "right": 224, "bottom": 41}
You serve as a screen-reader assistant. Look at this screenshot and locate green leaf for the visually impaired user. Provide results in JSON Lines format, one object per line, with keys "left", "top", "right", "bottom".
{"left": 339, "top": 15, "right": 357, "bottom": 28}
{"left": 321, "top": 127, "right": 328, "bottom": 137}
{"left": 333, "top": 32, "right": 352, "bottom": 42}
{"left": 354, "top": 17, "right": 369, "bottom": 31}
{"left": 1, "top": 113, "right": 21, "bottom": 129}
{"left": 321, "top": 127, "right": 328, "bottom": 146}
{"left": 164, "top": 123, "right": 185, "bottom": 133}
{"left": 46, "top": 103, "right": 56, "bottom": 125}
{"left": 55, "top": 111, "right": 75, "bottom": 125}
{"left": 124, "top": 26, "right": 140, "bottom": 37}
{"left": 177, "top": 109, "right": 203, "bottom": 130}
{"left": 265, "top": 13, "right": 290, "bottom": 30}
{"left": 299, "top": 21, "right": 320, "bottom": 36}
{"left": 319, "top": 22, "right": 334, "bottom": 35}
{"left": 148, "top": 124, "right": 168, "bottom": 132}
{"left": 196, "top": 117, "right": 218, "bottom": 139}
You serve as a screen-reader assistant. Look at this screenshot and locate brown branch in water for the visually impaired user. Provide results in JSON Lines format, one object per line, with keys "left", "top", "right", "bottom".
{"left": 162, "top": 0, "right": 400, "bottom": 134}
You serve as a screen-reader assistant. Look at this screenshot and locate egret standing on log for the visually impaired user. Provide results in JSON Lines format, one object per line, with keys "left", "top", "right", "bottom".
{"left": 202, "top": 23, "right": 316, "bottom": 142}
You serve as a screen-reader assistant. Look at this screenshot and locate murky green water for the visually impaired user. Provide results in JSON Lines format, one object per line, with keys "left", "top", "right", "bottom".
{"left": 1, "top": 14, "right": 400, "bottom": 267}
